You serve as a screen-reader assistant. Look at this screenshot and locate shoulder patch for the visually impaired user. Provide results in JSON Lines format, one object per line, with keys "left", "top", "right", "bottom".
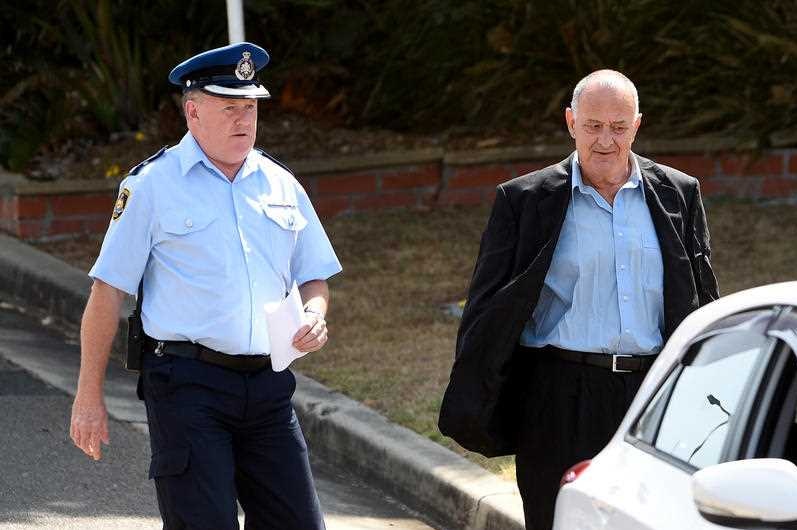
{"left": 128, "top": 146, "right": 169, "bottom": 176}
{"left": 112, "top": 188, "right": 130, "bottom": 220}
{"left": 255, "top": 148, "right": 294, "bottom": 176}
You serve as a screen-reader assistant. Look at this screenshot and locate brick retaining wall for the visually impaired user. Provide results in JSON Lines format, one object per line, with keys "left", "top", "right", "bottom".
{"left": 2, "top": 140, "right": 796, "bottom": 241}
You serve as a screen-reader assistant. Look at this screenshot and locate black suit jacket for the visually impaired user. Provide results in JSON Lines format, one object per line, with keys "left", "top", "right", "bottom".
{"left": 438, "top": 153, "right": 719, "bottom": 457}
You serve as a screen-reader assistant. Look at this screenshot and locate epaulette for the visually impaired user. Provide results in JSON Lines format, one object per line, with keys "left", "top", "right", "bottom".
{"left": 255, "top": 148, "right": 294, "bottom": 176}
{"left": 128, "top": 146, "right": 169, "bottom": 175}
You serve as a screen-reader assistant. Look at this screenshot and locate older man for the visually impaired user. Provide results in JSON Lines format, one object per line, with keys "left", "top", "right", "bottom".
{"left": 70, "top": 42, "right": 341, "bottom": 529}
{"left": 439, "top": 70, "right": 718, "bottom": 529}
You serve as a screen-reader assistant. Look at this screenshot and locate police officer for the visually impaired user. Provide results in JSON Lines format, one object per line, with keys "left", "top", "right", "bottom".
{"left": 69, "top": 42, "right": 341, "bottom": 530}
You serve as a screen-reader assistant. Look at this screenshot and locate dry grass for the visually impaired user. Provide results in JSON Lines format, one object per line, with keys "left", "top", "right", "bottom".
{"left": 707, "top": 199, "right": 797, "bottom": 294}
{"left": 36, "top": 199, "right": 797, "bottom": 481}
{"left": 291, "top": 205, "right": 518, "bottom": 476}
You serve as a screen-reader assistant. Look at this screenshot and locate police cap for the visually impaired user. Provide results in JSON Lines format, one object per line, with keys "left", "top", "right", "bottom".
{"left": 168, "top": 42, "right": 270, "bottom": 99}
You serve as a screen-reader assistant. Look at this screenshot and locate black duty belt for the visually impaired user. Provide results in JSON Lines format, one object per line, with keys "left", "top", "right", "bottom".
{"left": 543, "top": 345, "right": 656, "bottom": 373}
{"left": 143, "top": 336, "right": 271, "bottom": 373}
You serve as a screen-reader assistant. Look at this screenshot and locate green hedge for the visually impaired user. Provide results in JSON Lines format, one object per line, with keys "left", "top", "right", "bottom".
{"left": 2, "top": 0, "right": 796, "bottom": 170}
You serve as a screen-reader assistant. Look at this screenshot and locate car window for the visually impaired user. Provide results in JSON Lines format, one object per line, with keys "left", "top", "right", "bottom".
{"left": 632, "top": 330, "right": 774, "bottom": 469}
{"left": 632, "top": 367, "right": 679, "bottom": 443}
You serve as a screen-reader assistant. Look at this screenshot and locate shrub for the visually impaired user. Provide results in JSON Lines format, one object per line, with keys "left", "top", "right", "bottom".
{"left": 2, "top": 0, "right": 795, "bottom": 171}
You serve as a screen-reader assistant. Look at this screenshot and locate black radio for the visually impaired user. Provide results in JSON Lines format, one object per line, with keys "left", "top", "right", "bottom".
{"left": 125, "top": 281, "right": 144, "bottom": 372}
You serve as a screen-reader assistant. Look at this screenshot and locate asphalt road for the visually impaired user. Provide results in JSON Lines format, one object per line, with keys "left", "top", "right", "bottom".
{"left": 0, "top": 304, "right": 442, "bottom": 530}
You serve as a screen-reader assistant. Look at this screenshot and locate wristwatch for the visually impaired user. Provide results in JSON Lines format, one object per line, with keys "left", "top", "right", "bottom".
{"left": 304, "top": 308, "right": 324, "bottom": 319}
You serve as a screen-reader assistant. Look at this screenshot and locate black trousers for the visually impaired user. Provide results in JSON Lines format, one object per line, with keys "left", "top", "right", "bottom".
{"left": 515, "top": 352, "right": 646, "bottom": 530}
{"left": 139, "top": 352, "right": 325, "bottom": 530}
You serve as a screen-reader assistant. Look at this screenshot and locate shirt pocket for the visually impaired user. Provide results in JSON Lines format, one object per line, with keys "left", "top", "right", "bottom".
{"left": 158, "top": 209, "right": 226, "bottom": 278}
{"left": 642, "top": 232, "right": 664, "bottom": 290}
{"left": 161, "top": 210, "right": 217, "bottom": 236}
{"left": 262, "top": 202, "right": 307, "bottom": 251}
{"left": 258, "top": 202, "right": 308, "bottom": 279}
{"left": 262, "top": 203, "right": 308, "bottom": 232}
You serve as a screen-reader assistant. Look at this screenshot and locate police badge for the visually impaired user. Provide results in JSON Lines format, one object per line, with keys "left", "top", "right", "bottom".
{"left": 235, "top": 51, "right": 255, "bottom": 81}
{"left": 112, "top": 188, "right": 130, "bottom": 220}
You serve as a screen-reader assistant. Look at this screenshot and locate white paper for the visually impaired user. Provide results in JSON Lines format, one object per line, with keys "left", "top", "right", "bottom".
{"left": 265, "top": 282, "right": 309, "bottom": 371}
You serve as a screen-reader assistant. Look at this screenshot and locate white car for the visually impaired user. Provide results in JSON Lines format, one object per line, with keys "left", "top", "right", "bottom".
{"left": 554, "top": 281, "right": 797, "bottom": 530}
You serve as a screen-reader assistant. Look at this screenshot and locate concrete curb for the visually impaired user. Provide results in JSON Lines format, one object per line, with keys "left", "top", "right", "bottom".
{"left": 0, "top": 233, "right": 133, "bottom": 354}
{"left": 0, "top": 233, "right": 524, "bottom": 530}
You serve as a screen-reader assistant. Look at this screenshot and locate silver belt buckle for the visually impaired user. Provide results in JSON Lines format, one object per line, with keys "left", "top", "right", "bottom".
{"left": 612, "top": 354, "right": 632, "bottom": 373}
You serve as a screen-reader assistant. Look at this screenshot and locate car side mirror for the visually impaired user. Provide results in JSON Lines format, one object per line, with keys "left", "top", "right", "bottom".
{"left": 692, "top": 459, "right": 797, "bottom": 529}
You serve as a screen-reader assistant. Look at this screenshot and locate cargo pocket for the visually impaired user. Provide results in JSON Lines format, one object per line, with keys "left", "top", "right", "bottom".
{"left": 149, "top": 447, "right": 190, "bottom": 479}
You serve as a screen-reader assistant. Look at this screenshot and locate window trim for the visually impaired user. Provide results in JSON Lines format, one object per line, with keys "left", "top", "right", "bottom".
{"left": 634, "top": 363, "right": 682, "bottom": 445}
{"left": 623, "top": 434, "right": 698, "bottom": 475}
{"left": 760, "top": 347, "right": 797, "bottom": 459}
{"left": 756, "top": 306, "right": 797, "bottom": 459}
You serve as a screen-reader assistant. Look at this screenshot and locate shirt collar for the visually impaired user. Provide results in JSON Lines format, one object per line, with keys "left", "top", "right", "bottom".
{"left": 571, "top": 151, "right": 643, "bottom": 196}
{"left": 178, "top": 132, "right": 207, "bottom": 176}
{"left": 238, "top": 150, "right": 259, "bottom": 180}
{"left": 178, "top": 131, "right": 258, "bottom": 181}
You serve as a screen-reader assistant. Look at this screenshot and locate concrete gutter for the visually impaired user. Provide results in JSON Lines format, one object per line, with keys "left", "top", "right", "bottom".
{"left": 0, "top": 233, "right": 524, "bottom": 530}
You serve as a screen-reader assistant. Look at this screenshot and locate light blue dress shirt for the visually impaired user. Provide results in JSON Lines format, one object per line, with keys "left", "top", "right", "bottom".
{"left": 89, "top": 132, "right": 342, "bottom": 355}
{"left": 519, "top": 152, "right": 664, "bottom": 354}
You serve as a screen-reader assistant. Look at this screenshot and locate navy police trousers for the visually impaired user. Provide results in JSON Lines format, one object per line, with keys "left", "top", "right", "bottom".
{"left": 139, "top": 352, "right": 325, "bottom": 530}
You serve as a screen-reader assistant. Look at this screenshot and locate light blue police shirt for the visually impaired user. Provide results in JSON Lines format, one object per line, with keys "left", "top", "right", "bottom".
{"left": 519, "top": 152, "right": 664, "bottom": 354}
{"left": 89, "top": 132, "right": 342, "bottom": 355}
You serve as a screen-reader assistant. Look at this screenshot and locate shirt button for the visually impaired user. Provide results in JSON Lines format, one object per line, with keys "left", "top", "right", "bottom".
{"left": 623, "top": 295, "right": 629, "bottom": 301}
{"left": 185, "top": 218, "right": 193, "bottom": 228}
{"left": 625, "top": 329, "right": 631, "bottom": 334}
{"left": 620, "top": 265, "right": 626, "bottom": 270}
{"left": 618, "top": 231, "right": 624, "bottom": 237}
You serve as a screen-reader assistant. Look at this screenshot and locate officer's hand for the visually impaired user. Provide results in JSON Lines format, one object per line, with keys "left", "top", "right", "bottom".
{"left": 70, "top": 394, "right": 110, "bottom": 461}
{"left": 292, "top": 314, "right": 328, "bottom": 352}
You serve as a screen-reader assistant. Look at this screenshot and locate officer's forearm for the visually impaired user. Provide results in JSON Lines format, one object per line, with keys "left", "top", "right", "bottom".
{"left": 298, "top": 280, "right": 329, "bottom": 317}
{"left": 77, "top": 280, "right": 125, "bottom": 397}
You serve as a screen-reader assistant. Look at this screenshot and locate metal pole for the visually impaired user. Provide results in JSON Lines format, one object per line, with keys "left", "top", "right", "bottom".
{"left": 226, "top": 0, "right": 245, "bottom": 43}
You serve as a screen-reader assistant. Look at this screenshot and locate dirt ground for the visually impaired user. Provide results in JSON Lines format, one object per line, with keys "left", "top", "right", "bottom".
{"left": 25, "top": 105, "right": 565, "bottom": 182}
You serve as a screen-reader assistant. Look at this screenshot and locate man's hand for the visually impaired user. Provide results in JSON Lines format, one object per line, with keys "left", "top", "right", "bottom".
{"left": 295, "top": 279, "right": 330, "bottom": 352}
{"left": 70, "top": 279, "right": 124, "bottom": 461}
{"left": 292, "top": 313, "right": 328, "bottom": 352}
{"left": 70, "top": 393, "right": 109, "bottom": 460}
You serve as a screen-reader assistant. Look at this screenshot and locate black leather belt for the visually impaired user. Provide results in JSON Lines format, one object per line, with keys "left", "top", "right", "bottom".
{"left": 143, "top": 336, "right": 270, "bottom": 373}
{"left": 542, "top": 345, "right": 656, "bottom": 373}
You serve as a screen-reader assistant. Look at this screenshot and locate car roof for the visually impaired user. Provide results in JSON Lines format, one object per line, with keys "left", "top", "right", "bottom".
{"left": 616, "top": 281, "right": 797, "bottom": 436}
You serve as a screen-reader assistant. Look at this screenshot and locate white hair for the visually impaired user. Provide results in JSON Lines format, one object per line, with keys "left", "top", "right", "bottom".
{"left": 570, "top": 70, "right": 639, "bottom": 116}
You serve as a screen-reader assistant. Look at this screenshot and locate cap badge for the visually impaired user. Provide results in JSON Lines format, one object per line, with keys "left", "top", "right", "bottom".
{"left": 235, "top": 51, "right": 255, "bottom": 81}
